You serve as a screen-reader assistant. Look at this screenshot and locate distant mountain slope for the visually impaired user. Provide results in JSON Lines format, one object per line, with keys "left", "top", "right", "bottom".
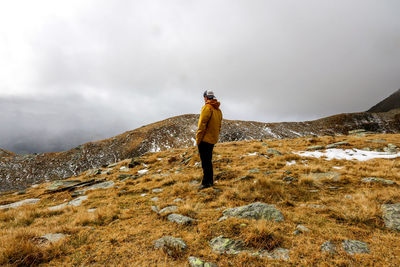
{"left": 368, "top": 89, "right": 400, "bottom": 113}
{"left": 0, "top": 149, "right": 15, "bottom": 158}
{"left": 1, "top": 110, "right": 400, "bottom": 192}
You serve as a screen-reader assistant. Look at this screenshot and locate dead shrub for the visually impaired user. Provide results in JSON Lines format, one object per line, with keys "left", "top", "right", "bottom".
{"left": 241, "top": 221, "right": 283, "bottom": 251}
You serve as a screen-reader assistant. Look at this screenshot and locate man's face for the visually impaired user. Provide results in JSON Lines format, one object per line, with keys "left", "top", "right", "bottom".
{"left": 204, "top": 96, "right": 208, "bottom": 102}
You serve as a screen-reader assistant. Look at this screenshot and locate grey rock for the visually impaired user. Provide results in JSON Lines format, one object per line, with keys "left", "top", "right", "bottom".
{"left": 306, "top": 145, "right": 325, "bottom": 151}
{"left": 72, "top": 181, "right": 115, "bottom": 196}
{"left": 167, "top": 213, "right": 195, "bottom": 225}
{"left": 209, "top": 236, "right": 245, "bottom": 255}
{"left": 266, "top": 149, "right": 282, "bottom": 156}
{"left": 118, "top": 174, "right": 132, "bottom": 180}
{"left": 342, "top": 240, "right": 370, "bottom": 255}
{"left": 0, "top": 198, "right": 40, "bottom": 210}
{"left": 296, "top": 224, "right": 310, "bottom": 233}
{"left": 382, "top": 203, "right": 400, "bottom": 231}
{"left": 248, "top": 168, "right": 260, "bottom": 174}
{"left": 326, "top": 141, "right": 350, "bottom": 149}
{"left": 107, "top": 163, "right": 118, "bottom": 168}
{"left": 152, "top": 188, "right": 163, "bottom": 193}
{"left": 388, "top": 143, "right": 397, "bottom": 149}
{"left": 283, "top": 176, "right": 297, "bottom": 182}
{"left": 173, "top": 198, "right": 184, "bottom": 203}
{"left": 49, "top": 196, "right": 88, "bottom": 211}
{"left": 188, "top": 257, "right": 218, "bottom": 267}
{"left": 151, "top": 197, "right": 159, "bottom": 202}
{"left": 321, "top": 241, "right": 336, "bottom": 254}
{"left": 362, "top": 177, "right": 395, "bottom": 185}
{"left": 348, "top": 129, "right": 366, "bottom": 135}
{"left": 159, "top": 206, "right": 178, "bottom": 215}
{"left": 47, "top": 180, "right": 81, "bottom": 190}
{"left": 260, "top": 248, "right": 290, "bottom": 261}
{"left": 151, "top": 205, "right": 160, "bottom": 213}
{"left": 88, "top": 208, "right": 97, "bottom": 213}
{"left": 154, "top": 236, "right": 187, "bottom": 256}
{"left": 221, "top": 202, "right": 284, "bottom": 222}
{"left": 86, "top": 168, "right": 102, "bottom": 176}
{"left": 345, "top": 195, "right": 353, "bottom": 199}
{"left": 41, "top": 233, "right": 65, "bottom": 243}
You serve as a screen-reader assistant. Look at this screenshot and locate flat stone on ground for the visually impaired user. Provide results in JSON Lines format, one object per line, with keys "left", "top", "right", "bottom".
{"left": 209, "top": 236, "right": 245, "bottom": 255}
{"left": 321, "top": 241, "right": 336, "bottom": 254}
{"left": 72, "top": 181, "right": 115, "bottom": 196}
{"left": 342, "top": 240, "right": 370, "bottom": 255}
{"left": 220, "top": 202, "right": 284, "bottom": 222}
{"left": 167, "top": 214, "right": 194, "bottom": 225}
{"left": 0, "top": 198, "right": 40, "bottom": 210}
{"left": 159, "top": 206, "right": 178, "bottom": 215}
{"left": 154, "top": 236, "right": 187, "bottom": 256}
{"left": 382, "top": 203, "right": 400, "bottom": 231}
{"left": 49, "top": 196, "right": 88, "bottom": 211}
{"left": 362, "top": 177, "right": 395, "bottom": 185}
{"left": 188, "top": 257, "right": 218, "bottom": 267}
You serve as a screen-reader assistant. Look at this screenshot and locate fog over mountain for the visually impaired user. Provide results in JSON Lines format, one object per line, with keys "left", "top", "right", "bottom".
{"left": 1, "top": 0, "right": 400, "bottom": 153}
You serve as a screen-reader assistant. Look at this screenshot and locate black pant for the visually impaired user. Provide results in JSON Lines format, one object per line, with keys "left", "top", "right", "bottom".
{"left": 198, "top": 141, "right": 214, "bottom": 186}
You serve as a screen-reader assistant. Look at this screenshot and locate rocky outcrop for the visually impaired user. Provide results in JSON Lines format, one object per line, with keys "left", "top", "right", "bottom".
{"left": 219, "top": 202, "right": 284, "bottom": 222}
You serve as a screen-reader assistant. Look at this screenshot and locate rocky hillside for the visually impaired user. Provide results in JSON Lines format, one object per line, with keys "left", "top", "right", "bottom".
{"left": 1, "top": 110, "right": 400, "bottom": 192}
{"left": 368, "top": 89, "right": 400, "bottom": 113}
{"left": 0, "top": 134, "right": 399, "bottom": 266}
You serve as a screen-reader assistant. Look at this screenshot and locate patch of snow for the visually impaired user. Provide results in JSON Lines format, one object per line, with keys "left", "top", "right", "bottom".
{"left": 295, "top": 149, "right": 400, "bottom": 161}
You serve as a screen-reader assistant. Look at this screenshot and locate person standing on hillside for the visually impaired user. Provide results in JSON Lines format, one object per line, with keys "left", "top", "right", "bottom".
{"left": 196, "top": 90, "right": 223, "bottom": 189}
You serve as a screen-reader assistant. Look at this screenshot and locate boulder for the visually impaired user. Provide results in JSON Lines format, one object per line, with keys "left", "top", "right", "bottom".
{"left": 321, "top": 241, "right": 336, "bottom": 254}
{"left": 188, "top": 257, "right": 218, "bottom": 267}
{"left": 382, "top": 203, "right": 400, "bottom": 231}
{"left": 154, "top": 236, "right": 187, "bottom": 256}
{"left": 49, "top": 196, "right": 88, "bottom": 211}
{"left": 152, "top": 188, "right": 163, "bottom": 193}
{"left": 266, "top": 149, "right": 282, "bottom": 156}
{"left": 342, "top": 240, "right": 370, "bottom": 255}
{"left": 72, "top": 181, "right": 115, "bottom": 196}
{"left": 362, "top": 177, "right": 395, "bottom": 185}
{"left": 159, "top": 206, "right": 178, "bottom": 215}
{"left": 167, "top": 214, "right": 195, "bottom": 225}
{"left": 209, "top": 236, "right": 245, "bottom": 255}
{"left": 220, "top": 202, "right": 284, "bottom": 222}
{"left": 0, "top": 198, "right": 40, "bottom": 210}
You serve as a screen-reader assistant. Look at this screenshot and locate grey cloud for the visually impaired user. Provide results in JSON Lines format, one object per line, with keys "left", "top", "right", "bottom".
{"left": 1, "top": 0, "right": 400, "bottom": 153}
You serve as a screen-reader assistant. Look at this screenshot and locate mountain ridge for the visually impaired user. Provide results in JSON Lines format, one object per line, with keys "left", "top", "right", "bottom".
{"left": 1, "top": 109, "right": 400, "bottom": 192}
{"left": 368, "top": 89, "right": 400, "bottom": 113}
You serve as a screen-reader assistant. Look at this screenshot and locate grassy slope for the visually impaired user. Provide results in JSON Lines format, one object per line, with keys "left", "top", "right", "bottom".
{"left": 1, "top": 134, "right": 400, "bottom": 266}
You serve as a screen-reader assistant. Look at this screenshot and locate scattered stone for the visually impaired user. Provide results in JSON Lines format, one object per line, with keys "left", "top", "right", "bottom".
{"left": 345, "top": 195, "right": 353, "bottom": 199}
{"left": 259, "top": 248, "right": 290, "bottom": 261}
{"left": 220, "top": 202, "right": 284, "bottom": 222}
{"left": 248, "top": 168, "right": 260, "bottom": 174}
{"left": 47, "top": 180, "right": 81, "bottom": 191}
{"left": 151, "top": 197, "right": 159, "bottom": 202}
{"left": 152, "top": 188, "right": 163, "bottom": 193}
{"left": 321, "top": 241, "right": 336, "bottom": 254}
{"left": 283, "top": 176, "right": 297, "bottom": 183}
{"left": 306, "top": 145, "right": 325, "bottom": 151}
{"left": 101, "top": 168, "right": 114, "bottom": 174}
{"left": 0, "top": 198, "right": 40, "bottom": 210}
{"left": 362, "top": 177, "right": 395, "bottom": 185}
{"left": 72, "top": 181, "right": 115, "bottom": 197}
{"left": 151, "top": 206, "right": 160, "bottom": 214}
{"left": 264, "top": 171, "right": 277, "bottom": 175}
{"left": 190, "top": 180, "right": 200, "bottom": 185}
{"left": 384, "top": 146, "right": 398, "bottom": 154}
{"left": 167, "top": 214, "right": 195, "bottom": 225}
{"left": 266, "top": 149, "right": 282, "bottom": 156}
{"left": 138, "top": 169, "right": 149, "bottom": 175}
{"left": 209, "top": 236, "right": 245, "bottom": 255}
{"left": 348, "top": 129, "right": 366, "bottom": 135}
{"left": 296, "top": 224, "right": 310, "bottom": 233}
{"left": 107, "top": 163, "right": 118, "bottom": 168}
{"left": 381, "top": 203, "right": 400, "bottom": 231}
{"left": 174, "top": 198, "right": 184, "bottom": 203}
{"left": 342, "top": 240, "right": 370, "bottom": 255}
{"left": 86, "top": 168, "right": 102, "bottom": 176}
{"left": 141, "top": 193, "right": 147, "bottom": 197}
{"left": 13, "top": 190, "right": 27, "bottom": 195}
{"left": 326, "top": 141, "right": 350, "bottom": 149}
{"left": 234, "top": 176, "right": 254, "bottom": 182}
{"left": 49, "top": 196, "right": 88, "bottom": 211}
{"left": 154, "top": 236, "right": 188, "bottom": 256}
{"left": 88, "top": 208, "right": 97, "bottom": 213}
{"left": 188, "top": 256, "right": 218, "bottom": 267}
{"left": 118, "top": 174, "right": 132, "bottom": 180}
{"left": 159, "top": 206, "right": 178, "bottom": 215}
{"left": 41, "top": 233, "right": 66, "bottom": 243}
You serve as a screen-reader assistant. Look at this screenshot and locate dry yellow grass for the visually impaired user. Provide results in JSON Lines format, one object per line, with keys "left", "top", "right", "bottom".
{"left": 0, "top": 133, "right": 400, "bottom": 266}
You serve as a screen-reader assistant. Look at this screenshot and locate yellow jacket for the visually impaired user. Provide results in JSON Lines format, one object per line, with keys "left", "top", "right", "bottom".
{"left": 196, "top": 99, "right": 223, "bottom": 145}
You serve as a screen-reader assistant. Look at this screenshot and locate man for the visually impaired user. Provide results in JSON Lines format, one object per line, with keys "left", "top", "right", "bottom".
{"left": 196, "top": 90, "right": 223, "bottom": 189}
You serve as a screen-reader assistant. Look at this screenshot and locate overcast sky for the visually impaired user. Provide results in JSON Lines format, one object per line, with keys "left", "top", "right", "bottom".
{"left": 1, "top": 0, "right": 400, "bottom": 153}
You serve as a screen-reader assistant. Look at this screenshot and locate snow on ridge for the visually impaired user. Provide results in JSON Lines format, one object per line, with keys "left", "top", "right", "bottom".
{"left": 295, "top": 149, "right": 400, "bottom": 161}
